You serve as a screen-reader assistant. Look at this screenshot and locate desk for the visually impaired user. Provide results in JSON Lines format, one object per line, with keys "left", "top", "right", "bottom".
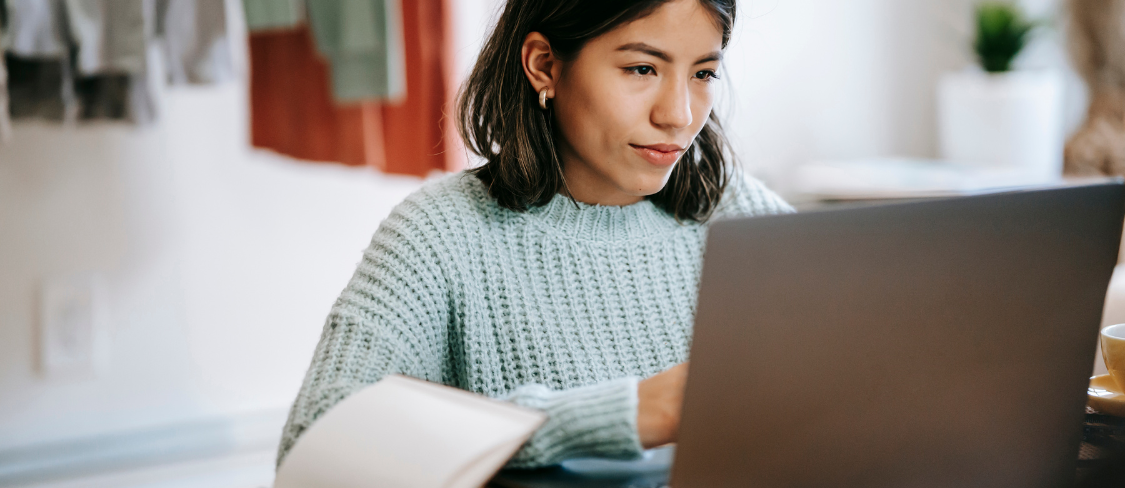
{"left": 1078, "top": 407, "right": 1125, "bottom": 485}
{"left": 491, "top": 408, "right": 1125, "bottom": 488}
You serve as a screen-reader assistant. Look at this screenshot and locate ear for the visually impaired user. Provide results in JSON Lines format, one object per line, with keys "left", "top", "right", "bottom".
{"left": 521, "top": 32, "right": 561, "bottom": 97}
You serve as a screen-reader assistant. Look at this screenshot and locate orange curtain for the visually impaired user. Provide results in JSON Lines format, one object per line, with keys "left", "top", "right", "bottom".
{"left": 248, "top": 0, "right": 463, "bottom": 177}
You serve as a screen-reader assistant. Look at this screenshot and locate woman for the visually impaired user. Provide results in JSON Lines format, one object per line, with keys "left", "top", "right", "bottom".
{"left": 278, "top": 0, "right": 792, "bottom": 469}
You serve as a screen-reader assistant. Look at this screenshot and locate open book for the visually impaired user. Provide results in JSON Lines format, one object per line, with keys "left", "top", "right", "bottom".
{"left": 274, "top": 375, "right": 547, "bottom": 488}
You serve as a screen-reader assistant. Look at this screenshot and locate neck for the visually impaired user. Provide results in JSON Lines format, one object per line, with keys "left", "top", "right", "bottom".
{"left": 558, "top": 147, "right": 644, "bottom": 207}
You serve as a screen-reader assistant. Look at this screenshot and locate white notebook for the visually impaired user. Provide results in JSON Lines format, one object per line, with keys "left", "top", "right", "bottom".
{"left": 274, "top": 375, "right": 547, "bottom": 488}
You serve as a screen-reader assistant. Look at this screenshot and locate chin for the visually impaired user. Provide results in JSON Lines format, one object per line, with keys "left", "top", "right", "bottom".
{"left": 621, "top": 171, "right": 674, "bottom": 197}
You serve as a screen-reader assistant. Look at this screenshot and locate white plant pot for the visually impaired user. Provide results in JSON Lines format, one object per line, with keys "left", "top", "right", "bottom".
{"left": 938, "top": 69, "right": 1065, "bottom": 177}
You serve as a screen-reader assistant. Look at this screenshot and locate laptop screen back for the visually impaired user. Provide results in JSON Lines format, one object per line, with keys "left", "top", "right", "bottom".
{"left": 674, "top": 184, "right": 1125, "bottom": 488}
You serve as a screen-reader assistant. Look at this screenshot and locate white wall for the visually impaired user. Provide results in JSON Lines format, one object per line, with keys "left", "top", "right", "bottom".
{"left": 0, "top": 0, "right": 513, "bottom": 457}
{"left": 0, "top": 82, "right": 427, "bottom": 450}
{"left": 0, "top": 0, "right": 1087, "bottom": 456}
{"left": 722, "top": 0, "right": 1083, "bottom": 192}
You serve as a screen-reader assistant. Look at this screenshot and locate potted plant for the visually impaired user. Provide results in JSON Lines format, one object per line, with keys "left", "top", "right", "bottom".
{"left": 938, "top": 1, "right": 1065, "bottom": 178}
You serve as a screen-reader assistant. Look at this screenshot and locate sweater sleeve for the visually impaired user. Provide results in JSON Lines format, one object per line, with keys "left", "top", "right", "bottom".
{"left": 500, "top": 377, "right": 644, "bottom": 468}
{"left": 276, "top": 198, "right": 452, "bottom": 467}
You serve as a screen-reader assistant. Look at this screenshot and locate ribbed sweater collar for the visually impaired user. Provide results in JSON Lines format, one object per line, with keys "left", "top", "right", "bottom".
{"left": 524, "top": 193, "right": 688, "bottom": 242}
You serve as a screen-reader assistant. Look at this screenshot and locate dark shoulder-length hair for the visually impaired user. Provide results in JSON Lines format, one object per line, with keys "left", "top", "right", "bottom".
{"left": 457, "top": 0, "right": 737, "bottom": 222}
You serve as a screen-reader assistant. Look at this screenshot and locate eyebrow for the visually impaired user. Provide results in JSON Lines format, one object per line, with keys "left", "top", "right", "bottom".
{"left": 615, "top": 42, "right": 723, "bottom": 64}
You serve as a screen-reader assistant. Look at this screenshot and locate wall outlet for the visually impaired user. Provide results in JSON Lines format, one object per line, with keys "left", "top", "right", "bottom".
{"left": 39, "top": 274, "right": 109, "bottom": 379}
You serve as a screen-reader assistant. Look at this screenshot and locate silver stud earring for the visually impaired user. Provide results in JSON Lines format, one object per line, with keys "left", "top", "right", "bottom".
{"left": 539, "top": 88, "right": 549, "bottom": 110}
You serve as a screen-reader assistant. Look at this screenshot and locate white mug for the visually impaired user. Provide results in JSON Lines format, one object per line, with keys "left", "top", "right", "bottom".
{"left": 1101, "top": 323, "right": 1125, "bottom": 392}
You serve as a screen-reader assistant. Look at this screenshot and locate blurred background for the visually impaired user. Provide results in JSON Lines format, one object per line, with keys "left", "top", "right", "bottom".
{"left": 1, "top": 0, "right": 1122, "bottom": 486}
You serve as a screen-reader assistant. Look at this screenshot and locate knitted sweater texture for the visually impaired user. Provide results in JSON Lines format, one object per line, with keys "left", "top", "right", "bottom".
{"left": 277, "top": 170, "right": 793, "bottom": 468}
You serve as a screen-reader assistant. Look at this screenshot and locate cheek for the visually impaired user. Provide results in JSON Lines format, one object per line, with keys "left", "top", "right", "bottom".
{"left": 557, "top": 74, "right": 642, "bottom": 153}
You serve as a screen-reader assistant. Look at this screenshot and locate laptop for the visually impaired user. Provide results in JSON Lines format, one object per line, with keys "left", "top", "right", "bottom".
{"left": 491, "top": 182, "right": 1125, "bottom": 488}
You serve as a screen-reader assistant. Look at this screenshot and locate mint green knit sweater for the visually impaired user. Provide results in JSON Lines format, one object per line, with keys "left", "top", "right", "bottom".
{"left": 277, "top": 170, "right": 793, "bottom": 469}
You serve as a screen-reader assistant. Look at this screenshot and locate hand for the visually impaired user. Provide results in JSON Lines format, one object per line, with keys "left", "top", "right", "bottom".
{"left": 636, "top": 362, "right": 688, "bottom": 449}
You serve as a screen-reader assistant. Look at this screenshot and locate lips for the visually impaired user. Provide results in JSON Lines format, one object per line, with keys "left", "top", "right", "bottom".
{"left": 630, "top": 143, "right": 685, "bottom": 167}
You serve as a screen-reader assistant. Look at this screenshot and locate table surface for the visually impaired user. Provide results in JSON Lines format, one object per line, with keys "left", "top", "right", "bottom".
{"left": 1077, "top": 407, "right": 1125, "bottom": 487}
{"left": 490, "top": 407, "right": 1125, "bottom": 488}
{"left": 1080, "top": 406, "right": 1125, "bottom": 461}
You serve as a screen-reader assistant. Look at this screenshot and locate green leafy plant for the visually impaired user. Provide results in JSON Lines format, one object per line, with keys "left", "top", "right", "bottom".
{"left": 973, "top": 2, "right": 1037, "bottom": 73}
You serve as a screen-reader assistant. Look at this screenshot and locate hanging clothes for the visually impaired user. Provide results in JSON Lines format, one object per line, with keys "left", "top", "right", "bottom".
{"left": 246, "top": 0, "right": 462, "bottom": 176}
{"left": 73, "top": 74, "right": 133, "bottom": 119}
{"left": 0, "top": 37, "right": 10, "bottom": 144}
{"left": 249, "top": 26, "right": 387, "bottom": 168}
{"left": 62, "top": 0, "right": 156, "bottom": 123}
{"left": 306, "top": 0, "right": 405, "bottom": 103}
{"left": 5, "top": 53, "right": 69, "bottom": 120}
{"left": 3, "top": 0, "right": 154, "bottom": 123}
{"left": 3, "top": 0, "right": 74, "bottom": 121}
{"left": 2, "top": 0, "right": 234, "bottom": 130}
{"left": 0, "top": 68, "right": 8, "bottom": 142}
{"left": 64, "top": 0, "right": 147, "bottom": 75}
{"left": 156, "top": 0, "right": 236, "bottom": 84}
{"left": 379, "top": 0, "right": 461, "bottom": 175}
{"left": 3, "top": 0, "right": 68, "bottom": 57}
{"left": 242, "top": 0, "right": 303, "bottom": 31}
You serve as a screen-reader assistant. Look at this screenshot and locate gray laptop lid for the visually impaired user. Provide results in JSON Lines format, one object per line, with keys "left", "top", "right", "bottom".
{"left": 672, "top": 183, "right": 1125, "bottom": 488}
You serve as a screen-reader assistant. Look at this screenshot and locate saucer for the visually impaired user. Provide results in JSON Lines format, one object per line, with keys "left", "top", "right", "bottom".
{"left": 1087, "top": 374, "right": 1125, "bottom": 417}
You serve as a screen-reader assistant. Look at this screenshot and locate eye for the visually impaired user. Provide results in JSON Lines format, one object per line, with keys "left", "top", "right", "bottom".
{"left": 625, "top": 66, "right": 655, "bottom": 76}
{"left": 694, "top": 69, "right": 719, "bottom": 82}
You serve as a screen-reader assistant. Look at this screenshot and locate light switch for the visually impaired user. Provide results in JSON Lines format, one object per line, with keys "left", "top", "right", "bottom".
{"left": 40, "top": 274, "right": 108, "bottom": 379}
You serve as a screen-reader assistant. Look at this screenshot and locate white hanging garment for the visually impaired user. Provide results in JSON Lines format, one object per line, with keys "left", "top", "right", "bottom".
{"left": 63, "top": 0, "right": 147, "bottom": 75}
{"left": 157, "top": 0, "right": 235, "bottom": 84}
{"left": 4, "top": 0, "right": 68, "bottom": 57}
{"left": 0, "top": 52, "right": 12, "bottom": 142}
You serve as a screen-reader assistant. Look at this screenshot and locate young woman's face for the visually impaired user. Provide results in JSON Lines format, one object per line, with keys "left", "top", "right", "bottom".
{"left": 553, "top": 0, "right": 724, "bottom": 206}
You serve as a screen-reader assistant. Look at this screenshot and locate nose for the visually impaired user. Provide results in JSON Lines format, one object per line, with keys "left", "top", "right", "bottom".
{"left": 651, "top": 77, "right": 693, "bottom": 130}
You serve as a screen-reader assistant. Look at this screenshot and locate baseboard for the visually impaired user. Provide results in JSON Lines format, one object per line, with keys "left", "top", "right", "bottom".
{"left": 0, "top": 409, "right": 288, "bottom": 487}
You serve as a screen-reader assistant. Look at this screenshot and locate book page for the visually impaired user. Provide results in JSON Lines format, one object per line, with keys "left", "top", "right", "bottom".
{"left": 275, "top": 375, "right": 546, "bottom": 488}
